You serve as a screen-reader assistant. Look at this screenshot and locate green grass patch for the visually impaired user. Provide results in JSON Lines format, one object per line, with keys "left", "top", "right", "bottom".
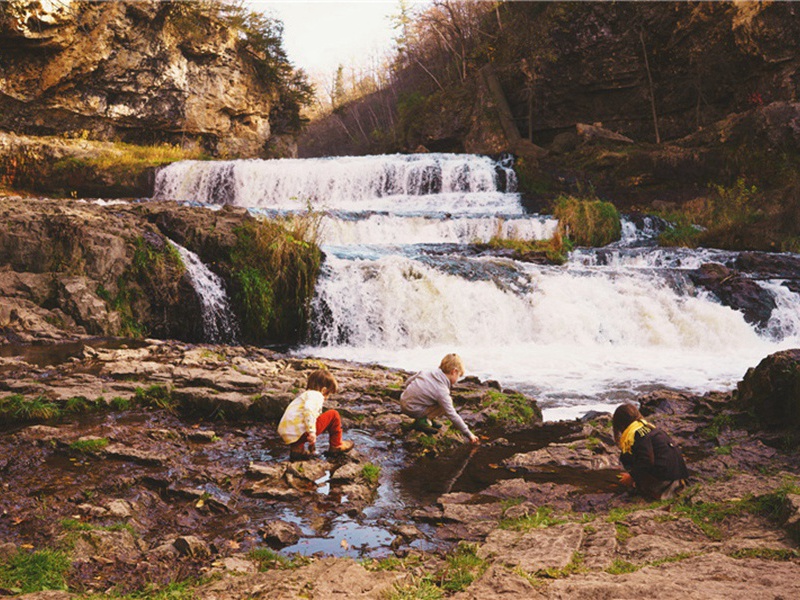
{"left": 361, "top": 463, "right": 381, "bottom": 485}
{"left": 554, "top": 195, "right": 621, "bottom": 247}
{"left": 68, "top": 437, "right": 109, "bottom": 453}
{"left": 363, "top": 554, "right": 425, "bottom": 572}
{"left": 536, "top": 551, "right": 585, "bottom": 578}
{"left": 247, "top": 548, "right": 310, "bottom": 571}
{"left": 134, "top": 385, "right": 177, "bottom": 413}
{"left": 110, "top": 396, "right": 132, "bottom": 411}
{"left": 500, "top": 506, "right": 565, "bottom": 532}
{"left": 0, "top": 394, "right": 61, "bottom": 422}
{"left": 702, "top": 413, "right": 733, "bottom": 441}
{"left": 387, "top": 578, "right": 443, "bottom": 600}
{"left": 432, "top": 544, "right": 488, "bottom": 593}
{"left": 80, "top": 579, "right": 201, "bottom": 600}
{"left": 64, "top": 396, "right": 101, "bottom": 414}
{"left": 0, "top": 548, "right": 69, "bottom": 594}
{"left": 481, "top": 389, "right": 541, "bottom": 425}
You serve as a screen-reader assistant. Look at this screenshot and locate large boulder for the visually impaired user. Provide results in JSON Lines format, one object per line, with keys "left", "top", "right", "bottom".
{"left": 688, "top": 263, "right": 776, "bottom": 327}
{"left": 736, "top": 349, "right": 800, "bottom": 429}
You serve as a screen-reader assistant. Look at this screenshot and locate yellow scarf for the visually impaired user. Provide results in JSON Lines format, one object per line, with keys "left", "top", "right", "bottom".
{"left": 619, "top": 419, "right": 653, "bottom": 454}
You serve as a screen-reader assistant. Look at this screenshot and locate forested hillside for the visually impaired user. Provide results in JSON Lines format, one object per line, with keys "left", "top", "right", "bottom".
{"left": 300, "top": 1, "right": 800, "bottom": 251}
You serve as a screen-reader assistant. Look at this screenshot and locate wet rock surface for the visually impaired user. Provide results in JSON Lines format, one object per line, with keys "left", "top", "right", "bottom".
{"left": 0, "top": 341, "right": 798, "bottom": 597}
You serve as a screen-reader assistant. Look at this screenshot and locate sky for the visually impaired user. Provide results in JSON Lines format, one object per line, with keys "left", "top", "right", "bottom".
{"left": 249, "top": 1, "right": 401, "bottom": 77}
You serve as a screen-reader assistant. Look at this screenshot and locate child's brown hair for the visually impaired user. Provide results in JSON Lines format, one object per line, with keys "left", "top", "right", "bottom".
{"left": 613, "top": 403, "right": 643, "bottom": 440}
{"left": 307, "top": 369, "right": 338, "bottom": 394}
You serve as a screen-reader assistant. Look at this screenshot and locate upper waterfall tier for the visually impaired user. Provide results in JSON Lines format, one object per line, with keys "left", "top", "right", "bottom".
{"left": 153, "top": 153, "right": 519, "bottom": 213}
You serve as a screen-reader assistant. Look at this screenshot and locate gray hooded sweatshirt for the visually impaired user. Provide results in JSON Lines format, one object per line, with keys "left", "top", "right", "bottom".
{"left": 400, "top": 368, "right": 472, "bottom": 437}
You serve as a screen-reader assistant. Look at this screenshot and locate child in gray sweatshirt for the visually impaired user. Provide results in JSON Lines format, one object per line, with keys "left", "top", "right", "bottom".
{"left": 400, "top": 353, "right": 479, "bottom": 445}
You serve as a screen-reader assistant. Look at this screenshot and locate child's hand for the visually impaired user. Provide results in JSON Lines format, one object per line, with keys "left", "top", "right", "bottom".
{"left": 307, "top": 432, "right": 317, "bottom": 445}
{"left": 617, "top": 472, "right": 634, "bottom": 487}
{"left": 468, "top": 433, "right": 480, "bottom": 445}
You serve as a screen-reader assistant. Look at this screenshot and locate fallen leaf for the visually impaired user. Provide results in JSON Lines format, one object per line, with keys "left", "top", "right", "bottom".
{"left": 340, "top": 539, "right": 349, "bottom": 550}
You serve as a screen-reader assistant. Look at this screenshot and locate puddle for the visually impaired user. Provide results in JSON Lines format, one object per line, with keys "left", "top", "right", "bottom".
{"left": 0, "top": 338, "right": 148, "bottom": 367}
{"left": 0, "top": 402, "right": 631, "bottom": 560}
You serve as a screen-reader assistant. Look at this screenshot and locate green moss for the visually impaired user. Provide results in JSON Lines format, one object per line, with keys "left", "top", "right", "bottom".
{"left": 554, "top": 195, "right": 621, "bottom": 247}
{"left": 229, "top": 217, "right": 322, "bottom": 344}
{"left": 69, "top": 437, "right": 109, "bottom": 453}
{"left": 481, "top": 389, "right": 541, "bottom": 424}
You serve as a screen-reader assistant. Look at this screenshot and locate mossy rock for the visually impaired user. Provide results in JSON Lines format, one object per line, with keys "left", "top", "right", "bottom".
{"left": 735, "top": 349, "right": 800, "bottom": 430}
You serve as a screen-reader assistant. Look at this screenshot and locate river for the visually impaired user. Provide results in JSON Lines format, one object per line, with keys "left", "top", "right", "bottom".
{"left": 153, "top": 153, "right": 800, "bottom": 420}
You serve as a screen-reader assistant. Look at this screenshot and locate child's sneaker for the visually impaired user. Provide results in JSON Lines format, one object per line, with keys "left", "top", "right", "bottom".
{"left": 412, "top": 417, "right": 439, "bottom": 435}
{"left": 329, "top": 439, "right": 354, "bottom": 454}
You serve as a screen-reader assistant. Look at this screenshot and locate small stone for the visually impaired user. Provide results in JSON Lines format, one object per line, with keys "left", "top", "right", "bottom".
{"left": 173, "top": 535, "right": 210, "bottom": 558}
{"left": 261, "top": 520, "right": 302, "bottom": 548}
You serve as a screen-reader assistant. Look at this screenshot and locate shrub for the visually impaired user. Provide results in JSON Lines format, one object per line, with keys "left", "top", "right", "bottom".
{"left": 554, "top": 195, "right": 621, "bottom": 246}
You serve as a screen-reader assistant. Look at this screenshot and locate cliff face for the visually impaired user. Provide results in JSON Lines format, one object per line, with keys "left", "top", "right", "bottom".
{"left": 0, "top": 198, "right": 321, "bottom": 345}
{"left": 0, "top": 0, "right": 276, "bottom": 157}
{"left": 507, "top": 1, "right": 800, "bottom": 145}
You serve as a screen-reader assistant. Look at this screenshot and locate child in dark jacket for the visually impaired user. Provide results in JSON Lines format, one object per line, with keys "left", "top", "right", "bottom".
{"left": 613, "top": 403, "right": 688, "bottom": 500}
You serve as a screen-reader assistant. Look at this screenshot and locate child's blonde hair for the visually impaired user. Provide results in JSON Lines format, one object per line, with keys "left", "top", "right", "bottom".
{"left": 307, "top": 369, "right": 338, "bottom": 393}
{"left": 439, "top": 353, "right": 464, "bottom": 376}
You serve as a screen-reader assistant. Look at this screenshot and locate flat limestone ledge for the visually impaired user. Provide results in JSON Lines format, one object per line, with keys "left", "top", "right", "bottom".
{"left": 195, "top": 556, "right": 407, "bottom": 600}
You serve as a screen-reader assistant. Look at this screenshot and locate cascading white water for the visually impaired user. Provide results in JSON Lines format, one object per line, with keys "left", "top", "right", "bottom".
{"left": 154, "top": 154, "right": 800, "bottom": 420}
{"left": 154, "top": 153, "right": 518, "bottom": 213}
{"left": 169, "top": 240, "right": 239, "bottom": 344}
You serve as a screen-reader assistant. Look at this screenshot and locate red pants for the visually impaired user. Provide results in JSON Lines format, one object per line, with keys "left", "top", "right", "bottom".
{"left": 289, "top": 409, "right": 342, "bottom": 452}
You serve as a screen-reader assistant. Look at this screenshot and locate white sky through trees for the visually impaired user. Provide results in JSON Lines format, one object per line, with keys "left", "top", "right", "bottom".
{"left": 249, "top": 0, "right": 400, "bottom": 77}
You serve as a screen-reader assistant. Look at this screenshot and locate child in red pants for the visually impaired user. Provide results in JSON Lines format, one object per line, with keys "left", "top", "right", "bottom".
{"left": 278, "top": 369, "right": 354, "bottom": 460}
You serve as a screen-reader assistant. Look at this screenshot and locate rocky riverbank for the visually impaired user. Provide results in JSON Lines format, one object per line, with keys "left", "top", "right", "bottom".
{"left": 0, "top": 340, "right": 798, "bottom": 599}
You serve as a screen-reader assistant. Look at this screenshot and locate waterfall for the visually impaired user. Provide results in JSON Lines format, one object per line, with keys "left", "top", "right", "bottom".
{"left": 169, "top": 240, "right": 239, "bottom": 344}
{"left": 153, "top": 153, "right": 518, "bottom": 213}
{"left": 153, "top": 153, "right": 800, "bottom": 419}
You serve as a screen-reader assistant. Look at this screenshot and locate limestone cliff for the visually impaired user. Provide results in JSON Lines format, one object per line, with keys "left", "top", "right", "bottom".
{"left": 0, "top": 0, "right": 287, "bottom": 157}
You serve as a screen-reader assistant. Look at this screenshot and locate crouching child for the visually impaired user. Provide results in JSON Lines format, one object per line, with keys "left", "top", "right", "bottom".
{"left": 613, "top": 403, "right": 688, "bottom": 500}
{"left": 278, "top": 369, "right": 354, "bottom": 460}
